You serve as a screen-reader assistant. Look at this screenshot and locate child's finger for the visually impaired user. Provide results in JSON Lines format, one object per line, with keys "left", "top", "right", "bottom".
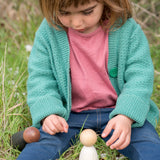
{"left": 58, "top": 117, "right": 69, "bottom": 133}
{"left": 43, "top": 123, "right": 56, "bottom": 135}
{"left": 101, "top": 122, "right": 113, "bottom": 138}
{"left": 106, "top": 129, "right": 121, "bottom": 147}
{"left": 116, "top": 135, "right": 131, "bottom": 150}
{"left": 51, "top": 116, "right": 64, "bottom": 133}
{"left": 110, "top": 131, "right": 125, "bottom": 149}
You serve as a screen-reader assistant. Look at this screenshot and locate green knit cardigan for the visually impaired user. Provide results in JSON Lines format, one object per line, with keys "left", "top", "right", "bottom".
{"left": 27, "top": 18, "right": 159, "bottom": 129}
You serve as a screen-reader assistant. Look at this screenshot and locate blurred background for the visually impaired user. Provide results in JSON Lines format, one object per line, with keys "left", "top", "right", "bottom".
{"left": 0, "top": 0, "right": 160, "bottom": 42}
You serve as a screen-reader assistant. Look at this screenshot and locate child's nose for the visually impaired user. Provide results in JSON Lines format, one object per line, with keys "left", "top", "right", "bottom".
{"left": 70, "top": 15, "right": 83, "bottom": 29}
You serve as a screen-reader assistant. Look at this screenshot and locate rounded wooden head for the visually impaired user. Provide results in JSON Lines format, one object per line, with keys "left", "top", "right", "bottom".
{"left": 23, "top": 127, "right": 40, "bottom": 143}
{"left": 80, "top": 129, "right": 97, "bottom": 147}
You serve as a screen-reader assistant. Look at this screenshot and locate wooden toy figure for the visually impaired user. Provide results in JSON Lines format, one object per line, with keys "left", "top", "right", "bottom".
{"left": 11, "top": 127, "right": 40, "bottom": 151}
{"left": 79, "top": 129, "right": 98, "bottom": 160}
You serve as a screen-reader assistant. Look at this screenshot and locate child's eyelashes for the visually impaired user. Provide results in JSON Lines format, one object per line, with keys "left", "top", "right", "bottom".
{"left": 59, "top": 10, "right": 93, "bottom": 16}
{"left": 59, "top": 11, "right": 70, "bottom": 16}
{"left": 82, "top": 10, "right": 93, "bottom": 15}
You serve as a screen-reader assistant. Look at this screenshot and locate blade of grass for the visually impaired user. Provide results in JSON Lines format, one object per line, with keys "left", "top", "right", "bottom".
{"left": 7, "top": 70, "right": 26, "bottom": 108}
{"left": 2, "top": 43, "right": 7, "bottom": 131}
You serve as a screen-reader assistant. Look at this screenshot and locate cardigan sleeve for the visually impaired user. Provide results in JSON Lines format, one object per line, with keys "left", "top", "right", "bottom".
{"left": 109, "top": 20, "right": 156, "bottom": 128}
{"left": 27, "top": 20, "right": 67, "bottom": 128}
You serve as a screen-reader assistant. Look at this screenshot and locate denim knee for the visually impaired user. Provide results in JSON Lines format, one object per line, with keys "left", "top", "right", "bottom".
{"left": 119, "top": 121, "right": 160, "bottom": 160}
{"left": 17, "top": 127, "right": 79, "bottom": 160}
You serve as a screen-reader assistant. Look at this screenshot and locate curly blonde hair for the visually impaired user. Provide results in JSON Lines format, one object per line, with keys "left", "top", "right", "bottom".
{"left": 39, "top": 0, "right": 132, "bottom": 30}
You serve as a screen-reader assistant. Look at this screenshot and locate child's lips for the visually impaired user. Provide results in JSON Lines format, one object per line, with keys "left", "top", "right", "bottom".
{"left": 75, "top": 29, "right": 85, "bottom": 32}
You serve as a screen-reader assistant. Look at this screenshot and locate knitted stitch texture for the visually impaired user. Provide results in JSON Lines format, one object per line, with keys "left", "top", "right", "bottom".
{"left": 27, "top": 18, "right": 159, "bottom": 129}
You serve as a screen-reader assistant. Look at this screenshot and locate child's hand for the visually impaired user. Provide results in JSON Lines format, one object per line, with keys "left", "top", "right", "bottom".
{"left": 42, "top": 114, "right": 69, "bottom": 135}
{"left": 101, "top": 114, "right": 134, "bottom": 150}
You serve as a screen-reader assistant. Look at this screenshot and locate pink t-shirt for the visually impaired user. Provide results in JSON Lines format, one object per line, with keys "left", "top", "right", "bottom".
{"left": 68, "top": 26, "right": 117, "bottom": 112}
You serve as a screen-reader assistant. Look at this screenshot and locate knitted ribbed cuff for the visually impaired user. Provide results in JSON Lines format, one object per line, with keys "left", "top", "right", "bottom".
{"left": 109, "top": 94, "right": 149, "bottom": 128}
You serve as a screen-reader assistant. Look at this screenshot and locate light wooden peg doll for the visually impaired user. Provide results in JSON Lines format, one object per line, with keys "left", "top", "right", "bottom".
{"left": 79, "top": 129, "right": 98, "bottom": 160}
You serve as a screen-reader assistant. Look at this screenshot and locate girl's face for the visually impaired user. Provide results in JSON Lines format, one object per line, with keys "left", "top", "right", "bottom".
{"left": 57, "top": 1, "right": 104, "bottom": 34}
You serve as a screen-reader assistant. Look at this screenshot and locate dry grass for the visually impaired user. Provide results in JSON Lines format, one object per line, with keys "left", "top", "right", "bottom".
{"left": 132, "top": 0, "right": 160, "bottom": 44}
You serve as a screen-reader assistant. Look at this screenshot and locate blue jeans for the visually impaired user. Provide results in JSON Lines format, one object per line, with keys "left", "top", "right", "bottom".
{"left": 17, "top": 108, "right": 160, "bottom": 160}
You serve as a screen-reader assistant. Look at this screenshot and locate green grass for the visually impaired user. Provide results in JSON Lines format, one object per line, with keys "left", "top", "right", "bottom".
{"left": 59, "top": 135, "right": 128, "bottom": 160}
{"left": 0, "top": 1, "right": 160, "bottom": 160}
{"left": 0, "top": 2, "right": 42, "bottom": 158}
{"left": 151, "top": 45, "right": 160, "bottom": 108}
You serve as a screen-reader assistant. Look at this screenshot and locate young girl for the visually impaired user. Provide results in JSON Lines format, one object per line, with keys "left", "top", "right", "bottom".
{"left": 17, "top": 0, "right": 160, "bottom": 159}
